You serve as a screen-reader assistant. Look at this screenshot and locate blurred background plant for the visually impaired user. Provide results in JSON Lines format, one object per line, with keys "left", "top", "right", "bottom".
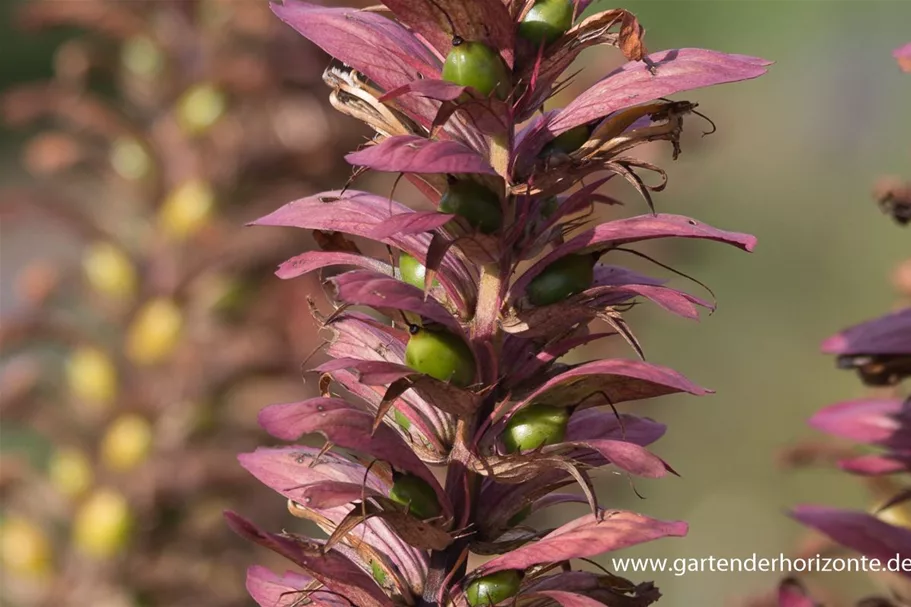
{"left": 1, "top": 1, "right": 910, "bottom": 606}
{"left": 742, "top": 43, "right": 911, "bottom": 607}
{"left": 0, "top": 1, "right": 362, "bottom": 605}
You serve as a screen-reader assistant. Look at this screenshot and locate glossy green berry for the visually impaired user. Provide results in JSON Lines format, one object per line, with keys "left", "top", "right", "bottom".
{"left": 442, "top": 38, "right": 510, "bottom": 100}
{"left": 518, "top": 0, "right": 574, "bottom": 46}
{"left": 439, "top": 180, "right": 502, "bottom": 234}
{"left": 388, "top": 472, "right": 441, "bottom": 520}
{"left": 526, "top": 254, "right": 595, "bottom": 306}
{"left": 405, "top": 325, "right": 476, "bottom": 387}
{"left": 466, "top": 570, "right": 523, "bottom": 606}
{"left": 544, "top": 124, "right": 591, "bottom": 155}
{"left": 399, "top": 253, "right": 438, "bottom": 290}
{"left": 502, "top": 404, "right": 570, "bottom": 453}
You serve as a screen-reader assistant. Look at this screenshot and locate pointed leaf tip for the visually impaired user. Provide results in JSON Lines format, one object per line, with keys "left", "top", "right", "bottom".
{"left": 345, "top": 136, "right": 497, "bottom": 175}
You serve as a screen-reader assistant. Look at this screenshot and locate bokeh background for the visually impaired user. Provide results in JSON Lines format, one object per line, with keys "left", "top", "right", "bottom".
{"left": 1, "top": 1, "right": 908, "bottom": 606}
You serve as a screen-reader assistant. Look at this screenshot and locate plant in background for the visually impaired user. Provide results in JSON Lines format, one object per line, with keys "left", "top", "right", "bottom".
{"left": 0, "top": 0, "right": 357, "bottom": 605}
{"left": 230, "top": 1, "right": 769, "bottom": 605}
{"left": 764, "top": 42, "right": 911, "bottom": 607}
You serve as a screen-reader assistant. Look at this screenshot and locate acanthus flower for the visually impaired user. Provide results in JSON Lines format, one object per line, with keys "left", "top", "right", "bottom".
{"left": 230, "top": 1, "right": 769, "bottom": 605}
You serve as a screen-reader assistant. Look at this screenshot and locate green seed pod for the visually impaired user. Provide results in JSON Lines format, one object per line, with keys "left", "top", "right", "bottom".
{"left": 388, "top": 472, "right": 441, "bottom": 520}
{"left": 526, "top": 254, "right": 595, "bottom": 306}
{"left": 405, "top": 325, "right": 476, "bottom": 387}
{"left": 518, "top": 0, "right": 574, "bottom": 46}
{"left": 466, "top": 570, "right": 523, "bottom": 606}
{"left": 442, "top": 38, "right": 510, "bottom": 99}
{"left": 439, "top": 180, "right": 503, "bottom": 234}
{"left": 502, "top": 404, "right": 570, "bottom": 453}
{"left": 544, "top": 124, "right": 591, "bottom": 155}
{"left": 399, "top": 253, "right": 439, "bottom": 290}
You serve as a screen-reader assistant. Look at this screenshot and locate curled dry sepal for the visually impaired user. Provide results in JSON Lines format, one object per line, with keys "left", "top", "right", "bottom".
{"left": 777, "top": 43, "right": 911, "bottom": 607}
{"left": 229, "top": 1, "right": 768, "bottom": 605}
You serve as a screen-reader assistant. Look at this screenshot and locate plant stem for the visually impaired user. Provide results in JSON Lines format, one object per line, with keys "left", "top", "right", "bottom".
{"left": 488, "top": 133, "right": 510, "bottom": 181}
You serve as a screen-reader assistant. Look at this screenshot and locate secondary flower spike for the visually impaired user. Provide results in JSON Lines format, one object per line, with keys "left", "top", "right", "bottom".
{"left": 775, "top": 42, "right": 910, "bottom": 607}
{"left": 233, "top": 1, "right": 769, "bottom": 605}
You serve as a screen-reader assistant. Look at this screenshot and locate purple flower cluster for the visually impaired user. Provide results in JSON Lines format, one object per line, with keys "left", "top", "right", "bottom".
{"left": 228, "top": 2, "right": 768, "bottom": 605}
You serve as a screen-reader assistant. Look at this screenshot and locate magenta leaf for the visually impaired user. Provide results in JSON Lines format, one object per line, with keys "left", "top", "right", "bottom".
{"left": 381, "top": 79, "right": 512, "bottom": 137}
{"left": 257, "top": 398, "right": 448, "bottom": 509}
{"left": 318, "top": 359, "right": 417, "bottom": 385}
{"left": 790, "top": 505, "right": 911, "bottom": 574}
{"left": 318, "top": 358, "right": 481, "bottom": 417}
{"left": 839, "top": 453, "right": 911, "bottom": 476}
{"left": 345, "top": 135, "right": 497, "bottom": 175}
{"left": 238, "top": 447, "right": 387, "bottom": 508}
{"left": 820, "top": 308, "right": 911, "bottom": 356}
{"left": 512, "top": 214, "right": 757, "bottom": 296}
{"left": 370, "top": 211, "right": 454, "bottom": 239}
{"left": 506, "top": 331, "right": 620, "bottom": 385}
{"left": 380, "top": 0, "right": 514, "bottom": 67}
{"left": 225, "top": 513, "right": 394, "bottom": 607}
{"left": 566, "top": 410, "right": 667, "bottom": 446}
{"left": 473, "top": 511, "right": 687, "bottom": 574}
{"left": 382, "top": 79, "right": 468, "bottom": 104}
{"left": 246, "top": 566, "right": 350, "bottom": 607}
{"left": 328, "top": 270, "right": 463, "bottom": 332}
{"left": 550, "top": 48, "right": 770, "bottom": 137}
{"left": 549, "top": 439, "right": 673, "bottom": 478}
{"left": 275, "top": 250, "right": 389, "bottom": 280}
{"left": 584, "top": 283, "right": 712, "bottom": 320}
{"left": 808, "top": 398, "right": 906, "bottom": 446}
{"left": 270, "top": 1, "right": 441, "bottom": 89}
{"left": 252, "top": 191, "right": 476, "bottom": 308}
{"left": 592, "top": 264, "right": 665, "bottom": 288}
{"left": 515, "top": 359, "right": 710, "bottom": 412}
{"left": 252, "top": 190, "right": 433, "bottom": 253}
{"left": 321, "top": 314, "right": 456, "bottom": 450}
